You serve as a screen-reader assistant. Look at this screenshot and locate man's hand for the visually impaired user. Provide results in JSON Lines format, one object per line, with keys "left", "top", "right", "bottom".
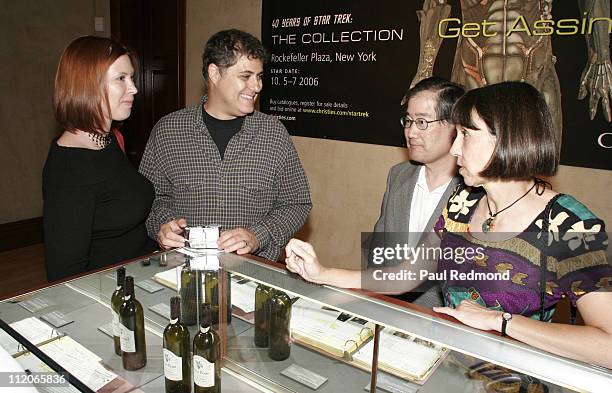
{"left": 218, "top": 228, "right": 260, "bottom": 255}
{"left": 285, "top": 239, "right": 326, "bottom": 284}
{"left": 156, "top": 218, "right": 188, "bottom": 250}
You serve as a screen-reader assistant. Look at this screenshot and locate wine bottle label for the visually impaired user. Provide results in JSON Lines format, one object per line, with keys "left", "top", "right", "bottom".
{"left": 193, "top": 355, "right": 215, "bottom": 387}
{"left": 170, "top": 318, "right": 178, "bottom": 324}
{"left": 163, "top": 348, "right": 183, "bottom": 381}
{"left": 111, "top": 310, "right": 120, "bottom": 336}
{"left": 200, "top": 326, "right": 210, "bottom": 334}
{"left": 120, "top": 324, "right": 136, "bottom": 353}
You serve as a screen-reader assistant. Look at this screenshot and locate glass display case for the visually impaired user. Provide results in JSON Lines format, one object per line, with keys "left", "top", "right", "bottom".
{"left": 0, "top": 249, "right": 610, "bottom": 393}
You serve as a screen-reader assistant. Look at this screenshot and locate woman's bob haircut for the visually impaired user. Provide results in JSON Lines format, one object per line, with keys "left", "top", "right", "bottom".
{"left": 53, "top": 35, "right": 137, "bottom": 135}
{"left": 451, "top": 81, "right": 559, "bottom": 179}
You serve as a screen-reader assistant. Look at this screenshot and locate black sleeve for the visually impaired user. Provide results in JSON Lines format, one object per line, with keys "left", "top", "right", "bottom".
{"left": 43, "top": 183, "right": 96, "bottom": 281}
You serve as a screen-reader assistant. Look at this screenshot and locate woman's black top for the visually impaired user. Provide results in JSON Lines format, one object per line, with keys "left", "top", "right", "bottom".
{"left": 42, "top": 135, "right": 157, "bottom": 281}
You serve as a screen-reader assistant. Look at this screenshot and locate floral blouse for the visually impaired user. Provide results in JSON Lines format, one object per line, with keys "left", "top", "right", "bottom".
{"left": 434, "top": 184, "right": 611, "bottom": 321}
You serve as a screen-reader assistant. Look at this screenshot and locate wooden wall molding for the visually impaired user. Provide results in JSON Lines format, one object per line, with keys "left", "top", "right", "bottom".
{"left": 0, "top": 217, "right": 43, "bottom": 252}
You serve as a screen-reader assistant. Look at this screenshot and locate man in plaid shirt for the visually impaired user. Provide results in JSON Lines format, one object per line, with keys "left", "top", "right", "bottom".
{"left": 139, "top": 29, "right": 311, "bottom": 261}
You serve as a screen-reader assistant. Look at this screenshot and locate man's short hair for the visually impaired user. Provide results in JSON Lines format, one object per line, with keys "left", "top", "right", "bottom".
{"left": 202, "top": 29, "right": 268, "bottom": 85}
{"left": 451, "top": 81, "right": 559, "bottom": 179}
{"left": 402, "top": 77, "right": 465, "bottom": 121}
{"left": 53, "top": 36, "right": 137, "bottom": 135}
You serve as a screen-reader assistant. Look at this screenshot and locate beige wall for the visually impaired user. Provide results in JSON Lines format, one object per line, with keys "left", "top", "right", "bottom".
{"left": 0, "top": 0, "right": 110, "bottom": 224}
{"left": 185, "top": 0, "right": 262, "bottom": 103}
{"left": 186, "top": 0, "right": 612, "bottom": 270}
{"left": 291, "top": 138, "right": 409, "bottom": 269}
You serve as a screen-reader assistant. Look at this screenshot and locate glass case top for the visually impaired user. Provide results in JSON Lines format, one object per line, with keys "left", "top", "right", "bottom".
{"left": 0, "top": 249, "right": 609, "bottom": 393}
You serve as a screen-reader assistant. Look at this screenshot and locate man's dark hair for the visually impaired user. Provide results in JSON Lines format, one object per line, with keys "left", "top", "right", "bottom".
{"left": 451, "top": 81, "right": 559, "bottom": 179}
{"left": 402, "top": 77, "right": 465, "bottom": 121}
{"left": 202, "top": 29, "right": 268, "bottom": 84}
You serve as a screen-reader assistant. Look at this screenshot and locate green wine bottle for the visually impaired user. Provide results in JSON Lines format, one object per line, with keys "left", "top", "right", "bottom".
{"left": 254, "top": 284, "right": 272, "bottom": 347}
{"left": 268, "top": 290, "right": 292, "bottom": 361}
{"left": 193, "top": 303, "right": 221, "bottom": 393}
{"left": 204, "top": 271, "right": 232, "bottom": 326}
{"left": 180, "top": 260, "right": 198, "bottom": 326}
{"left": 111, "top": 266, "right": 126, "bottom": 355}
{"left": 204, "top": 270, "right": 219, "bottom": 326}
{"left": 119, "top": 276, "right": 147, "bottom": 370}
{"left": 163, "top": 296, "right": 191, "bottom": 393}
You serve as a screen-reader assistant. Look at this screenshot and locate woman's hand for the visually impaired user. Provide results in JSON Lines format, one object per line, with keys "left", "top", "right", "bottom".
{"left": 285, "top": 239, "right": 327, "bottom": 284}
{"left": 434, "top": 300, "right": 503, "bottom": 332}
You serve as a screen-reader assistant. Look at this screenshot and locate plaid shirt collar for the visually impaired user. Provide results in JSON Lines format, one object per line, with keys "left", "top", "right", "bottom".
{"left": 191, "top": 96, "right": 264, "bottom": 163}
{"left": 195, "top": 95, "right": 259, "bottom": 139}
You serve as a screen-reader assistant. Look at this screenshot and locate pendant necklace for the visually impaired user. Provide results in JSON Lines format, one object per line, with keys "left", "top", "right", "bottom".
{"left": 482, "top": 180, "right": 538, "bottom": 232}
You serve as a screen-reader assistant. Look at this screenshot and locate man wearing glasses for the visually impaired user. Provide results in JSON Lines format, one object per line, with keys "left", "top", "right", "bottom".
{"left": 366, "top": 76, "right": 464, "bottom": 305}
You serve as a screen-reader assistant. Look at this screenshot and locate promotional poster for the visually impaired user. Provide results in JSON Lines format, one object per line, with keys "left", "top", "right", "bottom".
{"left": 261, "top": 0, "right": 611, "bottom": 170}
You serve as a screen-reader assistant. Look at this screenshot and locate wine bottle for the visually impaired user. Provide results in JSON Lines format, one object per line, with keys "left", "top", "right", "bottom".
{"left": 204, "top": 270, "right": 219, "bottom": 326}
{"left": 111, "top": 266, "right": 126, "bottom": 355}
{"left": 119, "top": 276, "right": 147, "bottom": 370}
{"left": 180, "top": 260, "right": 198, "bottom": 326}
{"left": 254, "top": 283, "right": 272, "bottom": 347}
{"left": 193, "top": 303, "right": 221, "bottom": 393}
{"left": 163, "top": 296, "right": 191, "bottom": 393}
{"left": 204, "top": 271, "right": 232, "bottom": 326}
{"left": 268, "top": 290, "right": 292, "bottom": 361}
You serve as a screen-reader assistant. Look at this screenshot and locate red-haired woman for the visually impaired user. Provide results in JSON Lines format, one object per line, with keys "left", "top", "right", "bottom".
{"left": 43, "top": 36, "right": 156, "bottom": 281}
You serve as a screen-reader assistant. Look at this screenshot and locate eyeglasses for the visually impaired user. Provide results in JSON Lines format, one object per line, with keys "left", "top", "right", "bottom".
{"left": 400, "top": 116, "right": 443, "bottom": 131}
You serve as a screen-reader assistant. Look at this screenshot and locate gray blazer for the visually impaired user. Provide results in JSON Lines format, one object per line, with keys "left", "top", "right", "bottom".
{"left": 366, "top": 161, "right": 461, "bottom": 307}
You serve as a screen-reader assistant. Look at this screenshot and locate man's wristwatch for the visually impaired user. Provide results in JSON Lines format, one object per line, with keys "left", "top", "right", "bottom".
{"left": 501, "top": 312, "right": 512, "bottom": 337}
